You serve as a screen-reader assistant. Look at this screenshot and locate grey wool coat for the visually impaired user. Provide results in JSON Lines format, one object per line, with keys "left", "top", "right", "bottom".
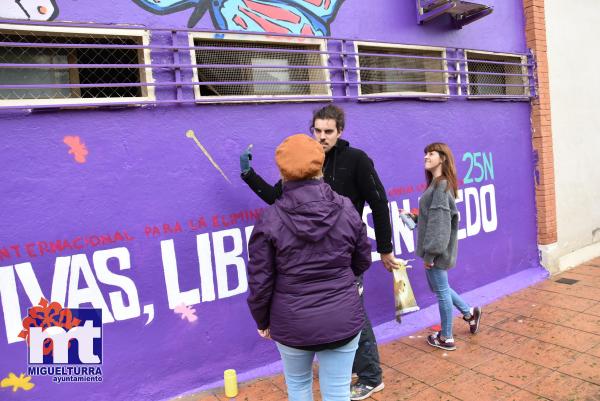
{"left": 416, "top": 179, "right": 459, "bottom": 269}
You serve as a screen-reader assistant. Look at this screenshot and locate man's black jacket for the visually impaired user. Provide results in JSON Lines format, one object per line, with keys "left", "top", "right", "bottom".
{"left": 241, "top": 139, "right": 393, "bottom": 254}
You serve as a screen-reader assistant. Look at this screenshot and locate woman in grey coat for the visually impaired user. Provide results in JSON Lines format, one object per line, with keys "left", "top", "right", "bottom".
{"left": 408, "top": 142, "right": 483, "bottom": 351}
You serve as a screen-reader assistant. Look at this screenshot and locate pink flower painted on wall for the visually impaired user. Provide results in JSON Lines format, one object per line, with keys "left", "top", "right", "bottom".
{"left": 174, "top": 303, "right": 198, "bottom": 323}
{"left": 63, "top": 136, "right": 89, "bottom": 163}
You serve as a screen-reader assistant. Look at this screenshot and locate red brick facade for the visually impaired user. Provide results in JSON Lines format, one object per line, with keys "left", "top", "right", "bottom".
{"left": 523, "top": 0, "right": 557, "bottom": 245}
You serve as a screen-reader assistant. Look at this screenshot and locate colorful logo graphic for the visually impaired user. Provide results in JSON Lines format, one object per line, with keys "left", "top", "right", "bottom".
{"left": 19, "top": 299, "right": 103, "bottom": 383}
{"left": 131, "top": 0, "right": 346, "bottom": 35}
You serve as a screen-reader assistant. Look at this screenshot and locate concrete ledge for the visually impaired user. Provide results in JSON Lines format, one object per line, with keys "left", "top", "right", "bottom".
{"left": 540, "top": 241, "right": 600, "bottom": 274}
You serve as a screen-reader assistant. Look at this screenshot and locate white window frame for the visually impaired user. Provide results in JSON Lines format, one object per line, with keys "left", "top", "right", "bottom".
{"left": 188, "top": 32, "right": 332, "bottom": 103}
{"left": 464, "top": 50, "right": 530, "bottom": 99}
{"left": 0, "top": 23, "right": 155, "bottom": 107}
{"left": 353, "top": 41, "right": 449, "bottom": 99}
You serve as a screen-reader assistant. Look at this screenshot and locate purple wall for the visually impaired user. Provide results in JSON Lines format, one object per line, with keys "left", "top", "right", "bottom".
{"left": 0, "top": 1, "right": 540, "bottom": 400}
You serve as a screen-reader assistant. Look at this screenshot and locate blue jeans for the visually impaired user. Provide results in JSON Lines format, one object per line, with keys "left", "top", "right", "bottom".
{"left": 425, "top": 267, "right": 471, "bottom": 339}
{"left": 276, "top": 333, "right": 360, "bottom": 401}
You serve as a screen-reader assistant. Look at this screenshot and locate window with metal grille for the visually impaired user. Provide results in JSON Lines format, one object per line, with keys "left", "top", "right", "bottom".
{"left": 355, "top": 43, "right": 448, "bottom": 97}
{"left": 0, "top": 25, "right": 153, "bottom": 106}
{"left": 189, "top": 34, "right": 330, "bottom": 101}
{"left": 465, "top": 51, "right": 529, "bottom": 97}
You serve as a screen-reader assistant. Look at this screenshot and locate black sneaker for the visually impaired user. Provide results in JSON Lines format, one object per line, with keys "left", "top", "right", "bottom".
{"left": 350, "top": 382, "right": 385, "bottom": 400}
{"left": 464, "top": 306, "right": 482, "bottom": 334}
{"left": 426, "top": 333, "right": 456, "bottom": 351}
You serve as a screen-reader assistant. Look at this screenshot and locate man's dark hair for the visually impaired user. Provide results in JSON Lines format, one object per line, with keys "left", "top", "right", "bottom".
{"left": 311, "top": 105, "right": 345, "bottom": 132}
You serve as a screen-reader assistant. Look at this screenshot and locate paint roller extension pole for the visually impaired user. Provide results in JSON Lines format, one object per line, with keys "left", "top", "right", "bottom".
{"left": 223, "top": 369, "right": 238, "bottom": 398}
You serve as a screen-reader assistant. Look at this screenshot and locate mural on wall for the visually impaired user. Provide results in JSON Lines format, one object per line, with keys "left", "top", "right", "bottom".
{"left": 0, "top": 151, "right": 503, "bottom": 342}
{"left": 0, "top": 133, "right": 539, "bottom": 401}
{"left": 0, "top": 0, "right": 59, "bottom": 21}
{"left": 0, "top": 0, "right": 345, "bottom": 35}
{"left": 131, "top": 0, "right": 346, "bottom": 34}
{"left": 0, "top": 0, "right": 541, "bottom": 399}
{"left": 0, "top": 181, "right": 503, "bottom": 340}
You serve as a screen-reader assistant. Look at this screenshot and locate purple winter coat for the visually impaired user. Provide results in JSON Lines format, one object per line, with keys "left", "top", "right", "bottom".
{"left": 247, "top": 179, "right": 372, "bottom": 348}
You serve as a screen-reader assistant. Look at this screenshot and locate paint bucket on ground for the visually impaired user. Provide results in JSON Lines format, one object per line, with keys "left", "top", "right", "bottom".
{"left": 224, "top": 369, "right": 238, "bottom": 397}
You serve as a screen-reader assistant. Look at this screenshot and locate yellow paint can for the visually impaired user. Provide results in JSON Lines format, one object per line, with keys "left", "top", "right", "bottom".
{"left": 224, "top": 369, "right": 238, "bottom": 398}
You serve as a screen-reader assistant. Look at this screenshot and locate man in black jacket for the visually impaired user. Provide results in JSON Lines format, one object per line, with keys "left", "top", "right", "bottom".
{"left": 240, "top": 105, "right": 398, "bottom": 400}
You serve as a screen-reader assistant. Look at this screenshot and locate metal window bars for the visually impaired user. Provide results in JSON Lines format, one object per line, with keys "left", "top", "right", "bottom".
{"left": 0, "top": 19, "right": 536, "bottom": 110}
{"left": 0, "top": 26, "right": 153, "bottom": 106}
{"left": 190, "top": 38, "right": 330, "bottom": 99}
{"left": 354, "top": 44, "right": 449, "bottom": 97}
{"left": 465, "top": 51, "right": 530, "bottom": 97}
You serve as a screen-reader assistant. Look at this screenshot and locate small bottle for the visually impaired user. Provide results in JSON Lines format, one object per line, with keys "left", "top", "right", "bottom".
{"left": 224, "top": 369, "right": 238, "bottom": 398}
{"left": 399, "top": 213, "right": 416, "bottom": 230}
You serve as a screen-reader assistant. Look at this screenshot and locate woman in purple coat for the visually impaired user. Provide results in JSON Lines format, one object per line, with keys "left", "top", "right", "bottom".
{"left": 247, "top": 134, "right": 372, "bottom": 401}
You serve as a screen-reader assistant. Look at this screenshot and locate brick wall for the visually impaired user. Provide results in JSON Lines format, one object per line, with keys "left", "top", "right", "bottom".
{"left": 523, "top": 0, "right": 557, "bottom": 245}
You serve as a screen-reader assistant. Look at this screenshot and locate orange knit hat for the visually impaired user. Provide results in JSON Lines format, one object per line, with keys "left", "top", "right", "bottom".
{"left": 275, "top": 134, "right": 325, "bottom": 181}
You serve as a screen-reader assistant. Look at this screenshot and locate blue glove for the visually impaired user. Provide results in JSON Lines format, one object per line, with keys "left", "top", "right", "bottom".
{"left": 240, "top": 145, "right": 253, "bottom": 174}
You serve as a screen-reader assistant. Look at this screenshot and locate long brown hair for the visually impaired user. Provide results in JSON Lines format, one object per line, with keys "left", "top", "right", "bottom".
{"left": 424, "top": 142, "right": 458, "bottom": 198}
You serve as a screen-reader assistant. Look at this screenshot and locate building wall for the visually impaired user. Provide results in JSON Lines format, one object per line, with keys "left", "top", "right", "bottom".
{"left": 544, "top": 0, "right": 600, "bottom": 270}
{"left": 0, "top": 1, "right": 543, "bottom": 400}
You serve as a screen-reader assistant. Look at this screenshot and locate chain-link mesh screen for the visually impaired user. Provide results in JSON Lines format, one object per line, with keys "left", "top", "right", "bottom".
{"left": 466, "top": 52, "right": 529, "bottom": 96}
{"left": 357, "top": 45, "right": 447, "bottom": 95}
{"left": 0, "top": 30, "right": 146, "bottom": 100}
{"left": 193, "top": 39, "right": 329, "bottom": 97}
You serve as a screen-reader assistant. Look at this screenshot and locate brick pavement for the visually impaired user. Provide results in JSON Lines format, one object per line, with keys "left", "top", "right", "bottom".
{"left": 180, "top": 258, "right": 600, "bottom": 401}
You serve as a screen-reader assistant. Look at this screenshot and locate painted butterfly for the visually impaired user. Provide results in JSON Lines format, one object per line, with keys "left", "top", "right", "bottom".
{"left": 132, "top": 0, "right": 346, "bottom": 35}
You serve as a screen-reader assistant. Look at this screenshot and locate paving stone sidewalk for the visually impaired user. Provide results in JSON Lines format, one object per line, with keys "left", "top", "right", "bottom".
{"left": 183, "top": 258, "right": 600, "bottom": 401}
